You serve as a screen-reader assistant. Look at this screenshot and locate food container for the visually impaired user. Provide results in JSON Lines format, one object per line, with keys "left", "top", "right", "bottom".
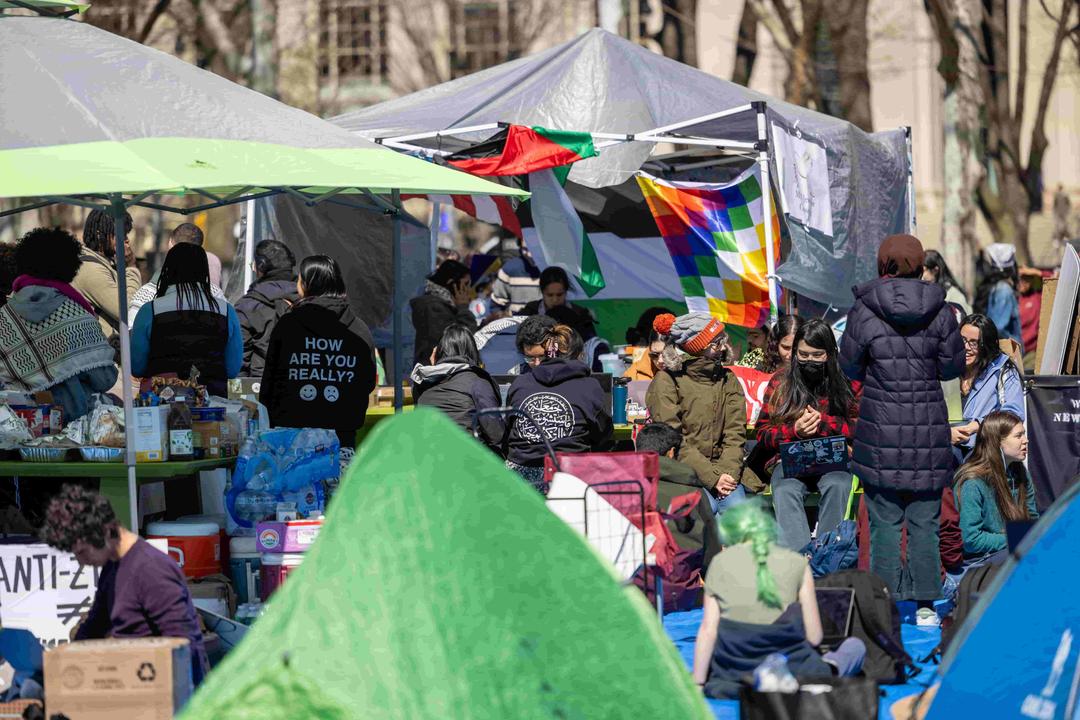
{"left": 145, "top": 520, "right": 221, "bottom": 578}
{"left": 255, "top": 519, "right": 322, "bottom": 554}
{"left": 10, "top": 406, "right": 46, "bottom": 438}
{"left": 259, "top": 553, "right": 305, "bottom": 601}
{"left": 192, "top": 407, "right": 225, "bottom": 460}
{"left": 79, "top": 446, "right": 124, "bottom": 463}
{"left": 19, "top": 446, "right": 70, "bottom": 463}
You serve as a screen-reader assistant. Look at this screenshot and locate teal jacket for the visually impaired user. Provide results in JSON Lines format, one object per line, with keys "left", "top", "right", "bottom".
{"left": 957, "top": 468, "right": 1038, "bottom": 556}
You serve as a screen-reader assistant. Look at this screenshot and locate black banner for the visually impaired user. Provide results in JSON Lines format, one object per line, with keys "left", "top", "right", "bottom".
{"left": 1026, "top": 376, "right": 1080, "bottom": 510}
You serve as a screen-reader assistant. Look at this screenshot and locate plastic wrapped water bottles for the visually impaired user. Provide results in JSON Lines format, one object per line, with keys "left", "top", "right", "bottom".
{"left": 753, "top": 653, "right": 799, "bottom": 693}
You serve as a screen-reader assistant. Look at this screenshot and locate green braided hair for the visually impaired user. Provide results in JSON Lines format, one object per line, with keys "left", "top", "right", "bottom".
{"left": 717, "top": 499, "right": 783, "bottom": 609}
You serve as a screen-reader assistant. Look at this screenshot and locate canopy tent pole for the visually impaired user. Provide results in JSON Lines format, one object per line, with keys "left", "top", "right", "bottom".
{"left": 110, "top": 195, "right": 139, "bottom": 530}
{"left": 904, "top": 126, "right": 917, "bottom": 234}
{"left": 391, "top": 190, "right": 404, "bottom": 412}
{"left": 429, "top": 201, "right": 441, "bottom": 272}
{"left": 243, "top": 199, "right": 257, "bottom": 291}
{"left": 754, "top": 101, "right": 780, "bottom": 325}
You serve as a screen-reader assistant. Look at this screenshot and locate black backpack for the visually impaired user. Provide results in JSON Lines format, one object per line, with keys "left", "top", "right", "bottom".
{"left": 817, "top": 569, "right": 919, "bottom": 684}
{"left": 941, "top": 563, "right": 999, "bottom": 652}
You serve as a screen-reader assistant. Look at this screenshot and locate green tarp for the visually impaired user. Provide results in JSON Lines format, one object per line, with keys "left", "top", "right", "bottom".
{"left": 180, "top": 409, "right": 710, "bottom": 719}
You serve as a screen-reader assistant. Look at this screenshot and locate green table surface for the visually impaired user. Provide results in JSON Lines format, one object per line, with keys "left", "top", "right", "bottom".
{"left": 0, "top": 458, "right": 235, "bottom": 478}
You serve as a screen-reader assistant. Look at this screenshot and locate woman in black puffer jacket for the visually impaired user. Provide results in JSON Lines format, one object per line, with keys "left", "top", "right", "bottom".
{"left": 411, "top": 325, "right": 505, "bottom": 451}
{"left": 839, "top": 234, "right": 965, "bottom": 611}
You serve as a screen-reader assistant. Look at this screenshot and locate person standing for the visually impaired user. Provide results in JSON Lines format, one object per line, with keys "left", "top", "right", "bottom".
{"left": 128, "top": 224, "right": 225, "bottom": 320}
{"left": 1017, "top": 268, "right": 1043, "bottom": 370}
{"left": 260, "top": 256, "right": 377, "bottom": 449}
{"left": 923, "top": 250, "right": 971, "bottom": 316}
{"left": 40, "top": 485, "right": 209, "bottom": 686}
{"left": 647, "top": 312, "right": 750, "bottom": 508}
{"left": 1052, "top": 184, "right": 1071, "bottom": 248}
{"left": 73, "top": 208, "right": 143, "bottom": 342}
{"left": 756, "top": 319, "right": 860, "bottom": 550}
{"left": 490, "top": 237, "right": 541, "bottom": 315}
{"left": 840, "top": 234, "right": 965, "bottom": 622}
{"left": 234, "top": 240, "right": 299, "bottom": 377}
{"left": 129, "top": 244, "right": 243, "bottom": 396}
{"left": 974, "top": 243, "right": 1022, "bottom": 348}
{"left": 410, "top": 260, "right": 477, "bottom": 367}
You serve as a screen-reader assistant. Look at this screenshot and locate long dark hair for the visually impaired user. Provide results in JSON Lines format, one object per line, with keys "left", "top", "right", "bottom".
{"left": 764, "top": 314, "right": 804, "bottom": 373}
{"left": 156, "top": 243, "right": 218, "bottom": 313}
{"left": 298, "top": 255, "right": 346, "bottom": 298}
{"left": 955, "top": 411, "right": 1031, "bottom": 523}
{"left": 961, "top": 313, "right": 1005, "bottom": 383}
{"left": 770, "top": 318, "right": 854, "bottom": 424}
{"left": 435, "top": 324, "right": 482, "bottom": 366}
{"left": 924, "top": 250, "right": 967, "bottom": 302}
{"left": 974, "top": 267, "right": 1018, "bottom": 315}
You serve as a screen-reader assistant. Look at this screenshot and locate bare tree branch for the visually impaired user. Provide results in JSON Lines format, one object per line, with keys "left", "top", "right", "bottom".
{"left": 1026, "top": 0, "right": 1076, "bottom": 195}
{"left": 746, "top": 0, "right": 796, "bottom": 63}
{"left": 1014, "top": 0, "right": 1028, "bottom": 134}
{"left": 732, "top": 0, "right": 759, "bottom": 85}
{"left": 137, "top": 0, "right": 172, "bottom": 44}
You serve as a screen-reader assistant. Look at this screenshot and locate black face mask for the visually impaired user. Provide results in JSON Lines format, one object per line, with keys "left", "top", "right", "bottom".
{"left": 798, "top": 360, "right": 827, "bottom": 386}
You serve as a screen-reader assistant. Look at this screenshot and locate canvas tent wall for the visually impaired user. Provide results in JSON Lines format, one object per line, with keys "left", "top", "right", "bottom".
{"left": 332, "top": 28, "right": 913, "bottom": 311}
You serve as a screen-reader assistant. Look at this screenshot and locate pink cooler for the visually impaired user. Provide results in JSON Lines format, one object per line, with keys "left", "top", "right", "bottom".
{"left": 260, "top": 553, "right": 305, "bottom": 601}
{"left": 146, "top": 520, "right": 221, "bottom": 579}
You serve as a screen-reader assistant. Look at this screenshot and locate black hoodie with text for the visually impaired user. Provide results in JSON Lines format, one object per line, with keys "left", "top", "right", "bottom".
{"left": 259, "top": 295, "right": 377, "bottom": 448}
{"left": 839, "top": 277, "right": 965, "bottom": 492}
{"left": 506, "top": 358, "right": 613, "bottom": 466}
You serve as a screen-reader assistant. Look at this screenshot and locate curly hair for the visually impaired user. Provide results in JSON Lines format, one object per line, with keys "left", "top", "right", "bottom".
{"left": 15, "top": 227, "right": 83, "bottom": 283}
{"left": 515, "top": 314, "right": 558, "bottom": 353}
{"left": 40, "top": 484, "right": 118, "bottom": 552}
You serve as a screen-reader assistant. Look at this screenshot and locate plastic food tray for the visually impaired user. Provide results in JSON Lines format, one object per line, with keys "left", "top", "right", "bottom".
{"left": 79, "top": 446, "right": 124, "bottom": 463}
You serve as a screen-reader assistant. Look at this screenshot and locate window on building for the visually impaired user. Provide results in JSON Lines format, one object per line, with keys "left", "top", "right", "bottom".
{"left": 451, "top": 1, "right": 523, "bottom": 78}
{"left": 318, "top": 0, "right": 389, "bottom": 87}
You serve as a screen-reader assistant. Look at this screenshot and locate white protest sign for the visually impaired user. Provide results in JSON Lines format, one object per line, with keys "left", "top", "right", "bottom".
{"left": 287, "top": 336, "right": 358, "bottom": 404}
{"left": 771, "top": 122, "right": 833, "bottom": 237}
{"left": 0, "top": 544, "right": 99, "bottom": 648}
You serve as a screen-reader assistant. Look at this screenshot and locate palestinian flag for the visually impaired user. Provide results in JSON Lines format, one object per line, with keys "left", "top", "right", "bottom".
{"left": 446, "top": 125, "right": 596, "bottom": 180}
{"left": 402, "top": 193, "right": 522, "bottom": 237}
{"left": 446, "top": 125, "right": 605, "bottom": 296}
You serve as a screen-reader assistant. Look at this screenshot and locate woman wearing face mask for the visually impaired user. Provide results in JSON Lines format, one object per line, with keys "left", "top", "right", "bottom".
{"left": 953, "top": 411, "right": 1037, "bottom": 574}
{"left": 755, "top": 319, "right": 861, "bottom": 550}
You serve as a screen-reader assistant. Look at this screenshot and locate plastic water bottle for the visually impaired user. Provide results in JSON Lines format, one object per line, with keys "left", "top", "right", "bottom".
{"left": 753, "top": 653, "right": 799, "bottom": 693}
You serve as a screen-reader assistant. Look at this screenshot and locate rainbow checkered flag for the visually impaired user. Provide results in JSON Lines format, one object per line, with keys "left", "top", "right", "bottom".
{"left": 636, "top": 166, "right": 780, "bottom": 328}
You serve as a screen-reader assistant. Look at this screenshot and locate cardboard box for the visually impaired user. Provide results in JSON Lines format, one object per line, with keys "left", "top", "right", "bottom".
{"left": 133, "top": 406, "right": 169, "bottom": 463}
{"left": 44, "top": 637, "right": 192, "bottom": 720}
{"left": 256, "top": 519, "right": 322, "bottom": 553}
{"left": 368, "top": 386, "right": 412, "bottom": 408}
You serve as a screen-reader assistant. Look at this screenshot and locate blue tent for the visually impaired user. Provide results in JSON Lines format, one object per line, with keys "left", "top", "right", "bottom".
{"left": 927, "top": 482, "right": 1080, "bottom": 719}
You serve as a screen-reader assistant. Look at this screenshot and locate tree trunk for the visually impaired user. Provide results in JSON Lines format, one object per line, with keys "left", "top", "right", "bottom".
{"left": 822, "top": 0, "right": 873, "bottom": 131}
{"left": 784, "top": 0, "right": 822, "bottom": 106}
{"left": 658, "top": 0, "right": 698, "bottom": 65}
{"left": 980, "top": 167, "right": 1036, "bottom": 266}
{"left": 274, "top": 0, "right": 319, "bottom": 114}
{"left": 732, "top": 0, "right": 759, "bottom": 86}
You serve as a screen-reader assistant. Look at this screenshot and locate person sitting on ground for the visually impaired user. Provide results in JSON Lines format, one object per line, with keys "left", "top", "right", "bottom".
{"left": 635, "top": 422, "right": 718, "bottom": 562}
{"left": 517, "top": 266, "right": 597, "bottom": 338}
{"left": 923, "top": 250, "right": 971, "bottom": 316}
{"left": 624, "top": 328, "right": 667, "bottom": 382}
{"left": 128, "top": 224, "right": 225, "bottom": 319}
{"left": 234, "top": 239, "right": 299, "bottom": 377}
{"left": 410, "top": 259, "right": 477, "bottom": 367}
{"left": 952, "top": 313, "right": 1024, "bottom": 454}
{"left": 491, "top": 237, "right": 541, "bottom": 315}
{"left": 647, "top": 312, "right": 750, "bottom": 507}
{"left": 974, "top": 243, "right": 1022, "bottom": 348}
{"left": 130, "top": 244, "right": 242, "bottom": 396}
{"left": 40, "top": 485, "right": 209, "bottom": 685}
{"left": 762, "top": 314, "right": 804, "bottom": 374}
{"left": 0, "top": 228, "right": 117, "bottom": 421}
{"left": 73, "top": 208, "right": 143, "bottom": 342}
{"left": 692, "top": 500, "right": 866, "bottom": 699}
{"left": 506, "top": 323, "right": 613, "bottom": 492}
{"left": 412, "top": 324, "right": 505, "bottom": 451}
{"left": 756, "top": 319, "right": 861, "bottom": 551}
{"left": 735, "top": 325, "right": 769, "bottom": 371}
{"left": 260, "top": 255, "right": 377, "bottom": 449}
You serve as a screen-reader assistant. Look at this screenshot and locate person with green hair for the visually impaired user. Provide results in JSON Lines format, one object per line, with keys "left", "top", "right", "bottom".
{"left": 691, "top": 500, "right": 865, "bottom": 698}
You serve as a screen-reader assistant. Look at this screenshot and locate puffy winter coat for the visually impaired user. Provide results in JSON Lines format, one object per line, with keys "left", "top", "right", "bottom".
{"left": 646, "top": 357, "right": 748, "bottom": 491}
{"left": 839, "top": 278, "right": 965, "bottom": 492}
{"left": 234, "top": 272, "right": 299, "bottom": 378}
{"left": 506, "top": 358, "right": 612, "bottom": 466}
{"left": 412, "top": 358, "right": 505, "bottom": 448}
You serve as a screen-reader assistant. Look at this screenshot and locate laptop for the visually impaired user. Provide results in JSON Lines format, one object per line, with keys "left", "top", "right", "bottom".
{"left": 779, "top": 435, "right": 848, "bottom": 479}
{"left": 815, "top": 587, "right": 856, "bottom": 650}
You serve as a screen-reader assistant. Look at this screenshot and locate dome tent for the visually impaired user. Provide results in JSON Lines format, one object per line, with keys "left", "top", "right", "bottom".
{"left": 179, "top": 409, "right": 710, "bottom": 719}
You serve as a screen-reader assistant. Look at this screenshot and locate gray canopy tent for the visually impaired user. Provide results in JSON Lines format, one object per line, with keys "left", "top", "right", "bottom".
{"left": 0, "top": 6, "right": 523, "bottom": 528}
{"left": 334, "top": 28, "right": 914, "bottom": 311}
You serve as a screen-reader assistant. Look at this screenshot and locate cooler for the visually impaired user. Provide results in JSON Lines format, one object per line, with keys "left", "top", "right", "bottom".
{"left": 146, "top": 520, "right": 221, "bottom": 579}
{"left": 228, "top": 536, "right": 262, "bottom": 605}
{"left": 259, "top": 553, "right": 304, "bottom": 601}
{"left": 179, "top": 513, "right": 229, "bottom": 571}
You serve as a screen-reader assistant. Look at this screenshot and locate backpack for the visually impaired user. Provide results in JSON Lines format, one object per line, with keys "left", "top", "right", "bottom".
{"left": 816, "top": 569, "right": 919, "bottom": 684}
{"left": 800, "top": 520, "right": 858, "bottom": 577}
{"left": 941, "top": 563, "right": 999, "bottom": 653}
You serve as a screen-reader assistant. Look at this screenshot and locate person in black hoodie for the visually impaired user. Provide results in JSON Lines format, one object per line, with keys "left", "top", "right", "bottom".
{"left": 259, "top": 255, "right": 377, "bottom": 449}
{"left": 505, "top": 323, "right": 613, "bottom": 492}
{"left": 411, "top": 324, "right": 505, "bottom": 450}
{"left": 410, "top": 260, "right": 477, "bottom": 367}
{"left": 235, "top": 240, "right": 299, "bottom": 378}
{"left": 840, "top": 234, "right": 965, "bottom": 617}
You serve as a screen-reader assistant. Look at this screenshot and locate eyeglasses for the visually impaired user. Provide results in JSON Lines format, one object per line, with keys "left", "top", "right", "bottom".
{"left": 962, "top": 338, "right": 980, "bottom": 349}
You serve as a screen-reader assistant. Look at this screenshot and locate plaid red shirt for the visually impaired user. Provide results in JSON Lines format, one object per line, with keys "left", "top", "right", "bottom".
{"left": 754, "top": 374, "right": 862, "bottom": 452}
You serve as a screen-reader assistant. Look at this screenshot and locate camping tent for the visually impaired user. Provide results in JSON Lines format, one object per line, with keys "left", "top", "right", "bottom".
{"left": 178, "top": 409, "right": 711, "bottom": 719}
{"left": 332, "top": 28, "right": 913, "bottom": 311}
{"left": 0, "top": 6, "right": 523, "bottom": 527}
{"left": 924, "top": 482, "right": 1080, "bottom": 718}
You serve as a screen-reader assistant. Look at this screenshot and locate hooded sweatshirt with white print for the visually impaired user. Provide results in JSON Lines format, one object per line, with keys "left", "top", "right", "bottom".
{"left": 411, "top": 358, "right": 505, "bottom": 448}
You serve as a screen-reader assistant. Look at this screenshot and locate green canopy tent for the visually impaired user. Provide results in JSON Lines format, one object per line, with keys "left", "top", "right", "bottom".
{"left": 179, "top": 409, "right": 712, "bottom": 719}
{"left": 0, "top": 6, "right": 525, "bottom": 528}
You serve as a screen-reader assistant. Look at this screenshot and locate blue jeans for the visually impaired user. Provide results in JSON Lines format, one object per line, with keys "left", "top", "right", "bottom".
{"left": 771, "top": 466, "right": 853, "bottom": 551}
{"left": 865, "top": 486, "right": 943, "bottom": 602}
{"left": 705, "top": 484, "right": 747, "bottom": 517}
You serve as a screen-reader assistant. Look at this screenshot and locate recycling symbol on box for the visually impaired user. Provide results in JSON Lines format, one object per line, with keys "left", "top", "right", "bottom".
{"left": 137, "top": 662, "right": 156, "bottom": 682}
